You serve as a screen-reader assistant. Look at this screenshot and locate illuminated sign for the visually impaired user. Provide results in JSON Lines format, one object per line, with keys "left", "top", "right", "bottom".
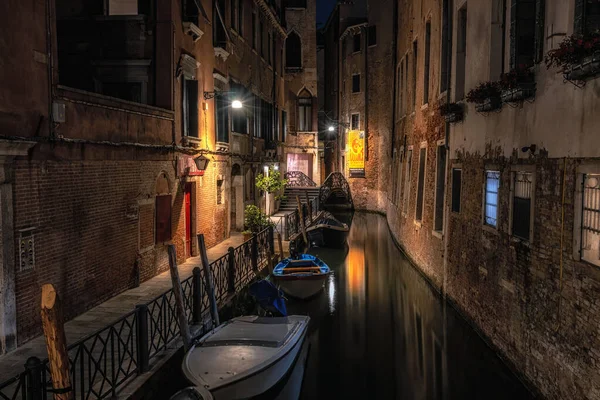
{"left": 347, "top": 130, "right": 365, "bottom": 177}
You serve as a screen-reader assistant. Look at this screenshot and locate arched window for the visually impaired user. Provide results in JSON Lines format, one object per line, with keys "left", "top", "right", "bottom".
{"left": 297, "top": 88, "right": 312, "bottom": 132}
{"left": 286, "top": 31, "right": 302, "bottom": 69}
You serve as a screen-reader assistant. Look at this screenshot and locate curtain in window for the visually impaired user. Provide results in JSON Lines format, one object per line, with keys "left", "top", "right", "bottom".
{"left": 485, "top": 171, "right": 500, "bottom": 227}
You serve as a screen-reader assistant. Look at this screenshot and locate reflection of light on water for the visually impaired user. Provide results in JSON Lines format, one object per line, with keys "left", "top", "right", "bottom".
{"left": 347, "top": 247, "right": 365, "bottom": 296}
{"left": 328, "top": 273, "right": 336, "bottom": 314}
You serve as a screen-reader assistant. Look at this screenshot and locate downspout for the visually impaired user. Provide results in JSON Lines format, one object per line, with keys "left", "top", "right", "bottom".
{"left": 364, "top": 26, "right": 369, "bottom": 162}
{"left": 390, "top": 0, "right": 399, "bottom": 158}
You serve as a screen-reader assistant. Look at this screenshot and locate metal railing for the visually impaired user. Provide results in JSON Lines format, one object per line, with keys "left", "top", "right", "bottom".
{"left": 0, "top": 227, "right": 274, "bottom": 400}
{"left": 319, "top": 172, "right": 354, "bottom": 209}
{"left": 284, "top": 171, "right": 317, "bottom": 188}
{"left": 283, "top": 197, "right": 320, "bottom": 241}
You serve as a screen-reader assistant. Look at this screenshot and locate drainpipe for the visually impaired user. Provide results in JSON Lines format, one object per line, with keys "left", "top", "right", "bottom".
{"left": 390, "top": 0, "right": 399, "bottom": 158}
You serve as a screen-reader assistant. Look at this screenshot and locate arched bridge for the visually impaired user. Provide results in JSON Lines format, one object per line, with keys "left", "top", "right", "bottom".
{"left": 319, "top": 172, "right": 354, "bottom": 210}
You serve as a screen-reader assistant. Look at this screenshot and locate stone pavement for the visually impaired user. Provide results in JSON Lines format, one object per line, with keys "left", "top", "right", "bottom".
{"left": 0, "top": 233, "right": 245, "bottom": 383}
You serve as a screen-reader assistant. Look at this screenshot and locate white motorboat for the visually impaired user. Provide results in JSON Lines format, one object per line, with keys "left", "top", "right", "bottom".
{"left": 181, "top": 315, "right": 310, "bottom": 400}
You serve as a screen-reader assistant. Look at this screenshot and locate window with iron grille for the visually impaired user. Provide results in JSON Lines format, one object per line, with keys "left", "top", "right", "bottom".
{"left": 512, "top": 171, "right": 533, "bottom": 240}
{"left": 484, "top": 170, "right": 500, "bottom": 228}
{"left": 415, "top": 147, "right": 427, "bottom": 222}
{"left": 352, "top": 74, "right": 361, "bottom": 93}
{"left": 156, "top": 195, "right": 172, "bottom": 244}
{"left": 351, "top": 113, "right": 360, "bottom": 130}
{"left": 452, "top": 168, "right": 462, "bottom": 213}
{"left": 368, "top": 25, "right": 377, "bottom": 46}
{"left": 403, "top": 149, "right": 413, "bottom": 213}
{"left": 353, "top": 33, "right": 361, "bottom": 52}
{"left": 509, "top": 0, "right": 545, "bottom": 68}
{"left": 575, "top": 0, "right": 600, "bottom": 35}
{"left": 581, "top": 174, "right": 600, "bottom": 265}
{"left": 434, "top": 145, "right": 447, "bottom": 231}
{"left": 424, "top": 22, "right": 431, "bottom": 104}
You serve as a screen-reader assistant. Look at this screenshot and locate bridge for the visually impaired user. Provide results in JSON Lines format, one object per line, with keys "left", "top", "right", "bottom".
{"left": 319, "top": 172, "right": 354, "bottom": 210}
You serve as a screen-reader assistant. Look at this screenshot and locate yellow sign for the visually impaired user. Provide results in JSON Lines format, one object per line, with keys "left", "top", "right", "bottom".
{"left": 347, "top": 130, "right": 365, "bottom": 177}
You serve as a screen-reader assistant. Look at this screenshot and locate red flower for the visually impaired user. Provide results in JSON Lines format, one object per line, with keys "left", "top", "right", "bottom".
{"left": 577, "top": 39, "right": 584, "bottom": 46}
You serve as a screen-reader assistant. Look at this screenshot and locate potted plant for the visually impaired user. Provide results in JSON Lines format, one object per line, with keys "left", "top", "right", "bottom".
{"left": 243, "top": 205, "right": 272, "bottom": 240}
{"left": 438, "top": 102, "right": 464, "bottom": 123}
{"left": 500, "top": 64, "right": 536, "bottom": 103}
{"left": 545, "top": 32, "right": 600, "bottom": 82}
{"left": 255, "top": 167, "right": 288, "bottom": 215}
{"left": 466, "top": 81, "right": 502, "bottom": 112}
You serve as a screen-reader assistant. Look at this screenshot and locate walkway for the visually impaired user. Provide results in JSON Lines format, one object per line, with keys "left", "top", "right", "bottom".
{"left": 0, "top": 234, "right": 245, "bottom": 382}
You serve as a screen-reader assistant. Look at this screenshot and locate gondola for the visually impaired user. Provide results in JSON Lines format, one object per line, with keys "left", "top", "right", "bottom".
{"left": 306, "top": 212, "right": 350, "bottom": 248}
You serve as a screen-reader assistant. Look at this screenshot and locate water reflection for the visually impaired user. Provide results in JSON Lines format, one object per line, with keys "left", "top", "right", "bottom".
{"left": 287, "top": 213, "right": 532, "bottom": 400}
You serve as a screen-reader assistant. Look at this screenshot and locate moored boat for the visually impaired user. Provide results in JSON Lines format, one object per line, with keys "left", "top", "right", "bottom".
{"left": 272, "top": 255, "right": 330, "bottom": 300}
{"left": 181, "top": 315, "right": 309, "bottom": 400}
{"left": 306, "top": 212, "right": 349, "bottom": 248}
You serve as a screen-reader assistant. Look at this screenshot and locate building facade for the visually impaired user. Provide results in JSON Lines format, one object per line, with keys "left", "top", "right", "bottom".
{"left": 0, "top": 0, "right": 316, "bottom": 354}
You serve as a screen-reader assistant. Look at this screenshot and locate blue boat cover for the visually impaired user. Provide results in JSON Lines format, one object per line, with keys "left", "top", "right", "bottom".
{"left": 249, "top": 280, "right": 288, "bottom": 317}
{"left": 272, "top": 254, "right": 330, "bottom": 276}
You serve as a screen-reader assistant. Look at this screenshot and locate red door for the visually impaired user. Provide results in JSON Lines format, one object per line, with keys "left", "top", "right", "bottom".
{"left": 184, "top": 183, "right": 192, "bottom": 257}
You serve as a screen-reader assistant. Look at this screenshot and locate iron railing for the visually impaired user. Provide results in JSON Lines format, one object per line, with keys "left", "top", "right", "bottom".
{"left": 0, "top": 227, "right": 274, "bottom": 400}
{"left": 319, "top": 172, "right": 354, "bottom": 209}
{"left": 284, "top": 171, "right": 317, "bottom": 188}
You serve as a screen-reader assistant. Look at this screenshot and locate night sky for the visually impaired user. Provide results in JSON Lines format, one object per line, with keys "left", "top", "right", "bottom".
{"left": 317, "top": 0, "right": 337, "bottom": 26}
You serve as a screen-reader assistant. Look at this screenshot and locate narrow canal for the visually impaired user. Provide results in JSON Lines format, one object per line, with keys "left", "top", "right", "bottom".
{"left": 164, "top": 212, "right": 533, "bottom": 399}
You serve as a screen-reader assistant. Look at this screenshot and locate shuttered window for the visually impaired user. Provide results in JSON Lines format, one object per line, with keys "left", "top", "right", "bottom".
{"left": 155, "top": 195, "right": 172, "bottom": 244}
{"left": 512, "top": 172, "right": 533, "bottom": 240}
{"left": 416, "top": 147, "right": 427, "bottom": 222}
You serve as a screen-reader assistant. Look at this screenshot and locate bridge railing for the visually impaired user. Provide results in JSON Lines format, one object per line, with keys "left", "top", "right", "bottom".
{"left": 284, "top": 171, "right": 317, "bottom": 188}
{"left": 0, "top": 227, "right": 274, "bottom": 400}
{"left": 319, "top": 172, "right": 354, "bottom": 209}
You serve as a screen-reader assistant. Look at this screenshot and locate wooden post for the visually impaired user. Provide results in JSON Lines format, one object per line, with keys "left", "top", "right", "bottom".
{"left": 277, "top": 232, "right": 284, "bottom": 260}
{"left": 267, "top": 253, "right": 274, "bottom": 275}
{"left": 192, "top": 268, "right": 203, "bottom": 324}
{"left": 198, "top": 234, "right": 220, "bottom": 327}
{"left": 227, "top": 247, "right": 236, "bottom": 293}
{"left": 304, "top": 191, "right": 311, "bottom": 221}
{"left": 40, "top": 284, "right": 73, "bottom": 400}
{"left": 296, "top": 195, "right": 308, "bottom": 246}
{"left": 167, "top": 245, "right": 192, "bottom": 352}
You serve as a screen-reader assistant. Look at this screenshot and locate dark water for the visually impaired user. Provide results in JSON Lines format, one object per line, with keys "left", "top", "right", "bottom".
{"left": 160, "top": 212, "right": 534, "bottom": 400}
{"left": 289, "top": 212, "right": 533, "bottom": 400}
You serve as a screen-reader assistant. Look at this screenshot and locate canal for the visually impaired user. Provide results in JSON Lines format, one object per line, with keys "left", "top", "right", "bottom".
{"left": 165, "top": 212, "right": 533, "bottom": 399}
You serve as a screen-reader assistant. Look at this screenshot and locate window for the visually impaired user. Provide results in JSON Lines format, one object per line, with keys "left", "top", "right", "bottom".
{"left": 511, "top": 171, "right": 533, "bottom": 240}
{"left": 182, "top": 79, "right": 199, "bottom": 137}
{"left": 484, "top": 170, "right": 500, "bottom": 227}
{"left": 412, "top": 40, "right": 418, "bottom": 109}
{"left": 575, "top": 0, "right": 600, "bottom": 35}
{"left": 214, "top": 0, "right": 228, "bottom": 47}
{"left": 456, "top": 5, "right": 467, "bottom": 100}
{"left": 280, "top": 110, "right": 287, "bottom": 143}
{"left": 108, "top": 0, "right": 137, "bottom": 15}
{"left": 434, "top": 145, "right": 447, "bottom": 231}
{"left": 452, "top": 168, "right": 462, "bottom": 213}
{"left": 297, "top": 92, "right": 312, "bottom": 132}
{"left": 510, "top": 0, "right": 544, "bottom": 68}
{"left": 215, "top": 94, "right": 229, "bottom": 143}
{"left": 217, "top": 179, "right": 224, "bottom": 205}
{"left": 352, "top": 74, "right": 361, "bottom": 93}
{"left": 252, "top": 12, "right": 257, "bottom": 49}
{"left": 353, "top": 33, "right": 361, "bottom": 52}
{"left": 580, "top": 173, "right": 600, "bottom": 266}
{"left": 238, "top": 0, "right": 243, "bottom": 35}
{"left": 415, "top": 146, "right": 427, "bottom": 222}
{"left": 183, "top": 0, "right": 205, "bottom": 23}
{"left": 424, "top": 22, "right": 431, "bottom": 104}
{"left": 155, "top": 195, "right": 172, "bottom": 244}
{"left": 403, "top": 149, "right": 413, "bottom": 212}
{"left": 231, "top": 85, "right": 247, "bottom": 134}
{"left": 286, "top": 31, "right": 302, "bottom": 69}
{"left": 440, "top": 0, "right": 452, "bottom": 92}
{"left": 351, "top": 113, "right": 360, "bottom": 130}
{"left": 368, "top": 25, "right": 377, "bottom": 46}
{"left": 231, "top": 0, "right": 237, "bottom": 29}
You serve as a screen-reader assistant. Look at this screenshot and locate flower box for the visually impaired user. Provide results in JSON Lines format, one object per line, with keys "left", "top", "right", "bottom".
{"left": 475, "top": 96, "right": 502, "bottom": 112}
{"left": 501, "top": 81, "right": 536, "bottom": 103}
{"left": 439, "top": 102, "right": 463, "bottom": 123}
{"left": 444, "top": 112, "right": 463, "bottom": 123}
{"left": 564, "top": 52, "right": 600, "bottom": 81}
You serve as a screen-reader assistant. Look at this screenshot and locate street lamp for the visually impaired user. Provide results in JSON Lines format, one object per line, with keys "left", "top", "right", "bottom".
{"left": 203, "top": 91, "right": 243, "bottom": 109}
{"left": 194, "top": 155, "right": 210, "bottom": 171}
{"left": 328, "top": 126, "right": 335, "bottom": 132}
{"left": 231, "top": 100, "right": 243, "bottom": 109}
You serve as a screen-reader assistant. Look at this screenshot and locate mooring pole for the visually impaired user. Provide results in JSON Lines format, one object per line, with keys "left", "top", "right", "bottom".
{"left": 198, "top": 234, "right": 220, "bottom": 327}
{"left": 277, "top": 232, "right": 284, "bottom": 260}
{"left": 296, "top": 195, "right": 308, "bottom": 247}
{"left": 40, "top": 284, "right": 74, "bottom": 400}
{"left": 168, "top": 245, "right": 192, "bottom": 352}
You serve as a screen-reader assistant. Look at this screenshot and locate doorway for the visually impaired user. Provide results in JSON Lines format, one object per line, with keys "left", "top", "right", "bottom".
{"left": 184, "top": 183, "right": 192, "bottom": 257}
{"left": 287, "top": 153, "right": 314, "bottom": 180}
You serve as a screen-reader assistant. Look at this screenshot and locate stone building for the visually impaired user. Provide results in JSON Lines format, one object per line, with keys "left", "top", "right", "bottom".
{"left": 321, "top": 0, "right": 394, "bottom": 209}
{"left": 382, "top": 0, "right": 600, "bottom": 399}
{"left": 0, "top": 0, "right": 315, "bottom": 354}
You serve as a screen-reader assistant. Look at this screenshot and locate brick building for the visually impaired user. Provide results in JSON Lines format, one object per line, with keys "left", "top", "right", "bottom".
{"left": 322, "top": 0, "right": 600, "bottom": 398}
{"left": 0, "top": 0, "right": 316, "bottom": 354}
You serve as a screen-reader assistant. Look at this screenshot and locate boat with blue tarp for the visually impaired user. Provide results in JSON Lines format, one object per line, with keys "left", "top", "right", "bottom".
{"left": 272, "top": 254, "right": 330, "bottom": 300}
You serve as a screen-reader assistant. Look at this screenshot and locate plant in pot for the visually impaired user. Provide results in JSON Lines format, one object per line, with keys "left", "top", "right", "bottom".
{"left": 545, "top": 31, "right": 600, "bottom": 82}
{"left": 466, "top": 81, "right": 502, "bottom": 112}
{"left": 255, "top": 167, "right": 288, "bottom": 215}
{"left": 243, "top": 205, "right": 272, "bottom": 241}
{"left": 499, "top": 64, "right": 536, "bottom": 103}
{"left": 438, "top": 102, "right": 464, "bottom": 123}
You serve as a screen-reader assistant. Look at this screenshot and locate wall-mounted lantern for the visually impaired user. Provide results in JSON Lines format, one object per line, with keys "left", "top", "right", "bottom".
{"left": 194, "top": 155, "right": 210, "bottom": 171}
